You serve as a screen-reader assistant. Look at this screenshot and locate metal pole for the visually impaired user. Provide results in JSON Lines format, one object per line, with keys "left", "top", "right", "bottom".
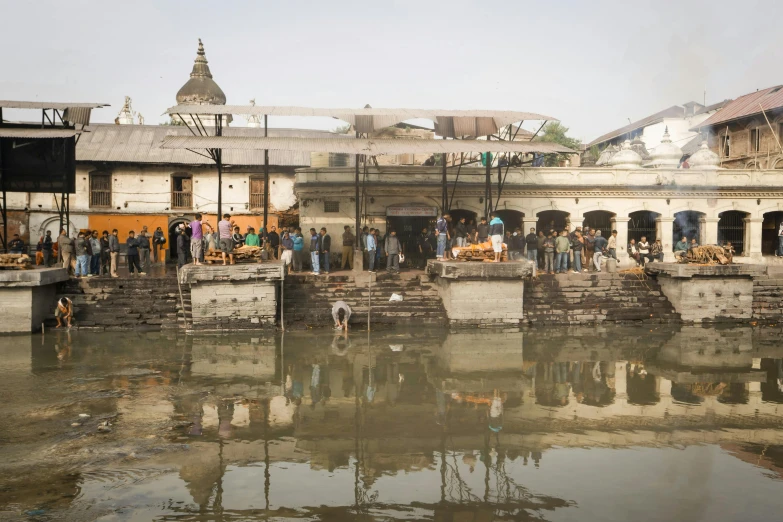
{"left": 441, "top": 153, "right": 447, "bottom": 212}
{"left": 65, "top": 193, "right": 70, "bottom": 235}
{"left": 216, "top": 114, "right": 223, "bottom": 220}
{"left": 263, "top": 115, "right": 269, "bottom": 236}
{"left": 485, "top": 154, "right": 491, "bottom": 216}
{"left": 355, "top": 132, "right": 360, "bottom": 237}
{"left": 367, "top": 276, "right": 371, "bottom": 331}
{"left": 280, "top": 277, "right": 285, "bottom": 332}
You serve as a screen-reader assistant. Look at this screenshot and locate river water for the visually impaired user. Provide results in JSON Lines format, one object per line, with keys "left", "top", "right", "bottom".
{"left": 1, "top": 326, "right": 783, "bottom": 521}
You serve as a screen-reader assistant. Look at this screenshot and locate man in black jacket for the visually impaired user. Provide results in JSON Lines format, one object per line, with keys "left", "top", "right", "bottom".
{"left": 42, "top": 230, "right": 53, "bottom": 266}
{"left": 126, "top": 230, "right": 143, "bottom": 275}
{"left": 524, "top": 227, "right": 538, "bottom": 264}
{"left": 268, "top": 226, "right": 280, "bottom": 259}
{"left": 476, "top": 217, "right": 489, "bottom": 243}
{"left": 455, "top": 217, "right": 468, "bottom": 247}
{"left": 319, "top": 227, "right": 331, "bottom": 274}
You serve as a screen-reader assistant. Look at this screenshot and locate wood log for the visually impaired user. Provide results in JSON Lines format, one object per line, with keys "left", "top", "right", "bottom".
{"left": 680, "top": 245, "right": 733, "bottom": 265}
{"left": 203, "top": 246, "right": 266, "bottom": 264}
{"left": 450, "top": 241, "right": 508, "bottom": 262}
{"left": 0, "top": 253, "right": 33, "bottom": 269}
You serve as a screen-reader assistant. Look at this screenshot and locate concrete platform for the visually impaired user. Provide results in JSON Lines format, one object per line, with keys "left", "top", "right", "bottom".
{"left": 179, "top": 262, "right": 285, "bottom": 284}
{"left": 0, "top": 268, "right": 69, "bottom": 333}
{"left": 644, "top": 262, "right": 766, "bottom": 279}
{"left": 426, "top": 260, "right": 534, "bottom": 280}
{"left": 0, "top": 267, "right": 69, "bottom": 287}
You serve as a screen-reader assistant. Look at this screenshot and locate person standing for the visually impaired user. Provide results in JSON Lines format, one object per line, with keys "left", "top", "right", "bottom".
{"left": 218, "top": 214, "right": 235, "bottom": 266}
{"left": 418, "top": 227, "right": 434, "bottom": 269}
{"left": 100, "top": 231, "right": 111, "bottom": 275}
{"left": 109, "top": 229, "right": 120, "bottom": 278}
{"left": 778, "top": 222, "right": 783, "bottom": 257}
{"left": 320, "top": 227, "right": 331, "bottom": 274}
{"left": 455, "top": 217, "right": 468, "bottom": 247}
{"left": 309, "top": 228, "right": 321, "bottom": 275}
{"left": 584, "top": 229, "right": 596, "bottom": 271}
{"left": 35, "top": 236, "right": 44, "bottom": 266}
{"left": 571, "top": 230, "right": 584, "bottom": 273}
{"left": 592, "top": 230, "right": 608, "bottom": 272}
{"left": 137, "top": 229, "right": 151, "bottom": 273}
{"left": 525, "top": 227, "right": 538, "bottom": 264}
{"left": 58, "top": 229, "right": 74, "bottom": 275}
{"left": 74, "top": 231, "right": 90, "bottom": 278}
{"left": 126, "top": 230, "right": 143, "bottom": 275}
{"left": 292, "top": 228, "right": 304, "bottom": 272}
{"left": 176, "top": 229, "right": 187, "bottom": 269}
{"left": 281, "top": 230, "right": 294, "bottom": 273}
{"left": 555, "top": 230, "right": 571, "bottom": 274}
{"left": 42, "top": 230, "right": 53, "bottom": 267}
{"left": 435, "top": 213, "right": 450, "bottom": 260}
{"left": 489, "top": 212, "right": 504, "bottom": 263}
{"left": 188, "top": 213, "right": 204, "bottom": 265}
{"left": 607, "top": 230, "right": 618, "bottom": 260}
{"left": 543, "top": 232, "right": 555, "bottom": 274}
{"left": 267, "top": 225, "right": 280, "bottom": 259}
{"left": 385, "top": 230, "right": 401, "bottom": 273}
{"left": 152, "top": 226, "right": 166, "bottom": 263}
{"left": 366, "top": 227, "right": 377, "bottom": 272}
{"left": 341, "top": 225, "right": 355, "bottom": 270}
{"left": 536, "top": 230, "right": 546, "bottom": 270}
{"left": 477, "top": 216, "right": 489, "bottom": 244}
{"left": 360, "top": 226, "right": 370, "bottom": 267}
{"left": 89, "top": 230, "right": 101, "bottom": 275}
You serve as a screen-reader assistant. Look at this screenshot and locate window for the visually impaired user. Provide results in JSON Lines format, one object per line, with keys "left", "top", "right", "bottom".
{"left": 171, "top": 174, "right": 192, "bottom": 209}
{"left": 249, "top": 176, "right": 265, "bottom": 210}
{"left": 722, "top": 133, "right": 731, "bottom": 158}
{"left": 750, "top": 128, "right": 761, "bottom": 152}
{"left": 328, "top": 153, "right": 350, "bottom": 167}
{"left": 89, "top": 173, "right": 111, "bottom": 208}
{"left": 324, "top": 201, "right": 340, "bottom": 213}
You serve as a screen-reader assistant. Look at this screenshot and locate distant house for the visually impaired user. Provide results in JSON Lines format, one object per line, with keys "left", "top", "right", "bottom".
{"left": 692, "top": 85, "right": 783, "bottom": 169}
{"left": 586, "top": 101, "right": 727, "bottom": 165}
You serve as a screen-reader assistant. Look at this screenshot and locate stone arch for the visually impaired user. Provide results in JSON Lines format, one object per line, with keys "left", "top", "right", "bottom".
{"left": 494, "top": 209, "right": 524, "bottom": 231}
{"left": 582, "top": 210, "right": 615, "bottom": 235}
{"left": 673, "top": 210, "right": 705, "bottom": 244}
{"left": 718, "top": 210, "right": 749, "bottom": 255}
{"left": 762, "top": 211, "right": 783, "bottom": 255}
{"left": 536, "top": 210, "right": 570, "bottom": 234}
{"left": 36, "top": 216, "right": 78, "bottom": 238}
{"left": 628, "top": 210, "right": 661, "bottom": 243}
{"left": 168, "top": 216, "right": 193, "bottom": 263}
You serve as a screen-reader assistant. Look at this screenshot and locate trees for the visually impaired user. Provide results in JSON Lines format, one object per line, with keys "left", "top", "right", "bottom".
{"left": 534, "top": 122, "right": 581, "bottom": 167}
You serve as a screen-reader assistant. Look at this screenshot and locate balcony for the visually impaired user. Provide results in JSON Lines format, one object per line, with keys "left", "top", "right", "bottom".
{"left": 172, "top": 191, "right": 193, "bottom": 209}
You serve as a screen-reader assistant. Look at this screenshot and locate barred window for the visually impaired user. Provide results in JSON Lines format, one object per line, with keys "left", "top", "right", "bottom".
{"left": 89, "top": 173, "right": 111, "bottom": 208}
{"left": 324, "top": 201, "right": 340, "bottom": 213}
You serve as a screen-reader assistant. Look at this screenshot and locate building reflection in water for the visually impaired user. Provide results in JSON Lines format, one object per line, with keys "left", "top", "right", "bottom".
{"left": 14, "top": 325, "right": 783, "bottom": 519}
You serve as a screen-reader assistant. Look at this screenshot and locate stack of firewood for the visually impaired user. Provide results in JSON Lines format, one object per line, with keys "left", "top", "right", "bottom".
{"left": 0, "top": 253, "right": 33, "bottom": 269}
{"left": 450, "top": 241, "right": 508, "bottom": 262}
{"left": 682, "top": 245, "right": 733, "bottom": 265}
{"left": 204, "top": 245, "right": 266, "bottom": 264}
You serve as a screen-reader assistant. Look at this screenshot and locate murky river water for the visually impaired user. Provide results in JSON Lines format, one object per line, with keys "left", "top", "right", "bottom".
{"left": 1, "top": 326, "right": 783, "bottom": 521}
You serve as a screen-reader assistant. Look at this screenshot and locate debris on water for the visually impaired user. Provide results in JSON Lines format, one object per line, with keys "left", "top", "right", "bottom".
{"left": 71, "top": 422, "right": 81, "bottom": 427}
{"left": 389, "top": 293, "right": 403, "bottom": 302}
{"left": 97, "top": 426, "right": 112, "bottom": 433}
{"left": 79, "top": 413, "right": 90, "bottom": 418}
{"left": 25, "top": 509, "right": 47, "bottom": 516}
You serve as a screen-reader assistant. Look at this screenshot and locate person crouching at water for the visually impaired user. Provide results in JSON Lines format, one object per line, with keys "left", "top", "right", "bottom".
{"left": 332, "top": 300, "right": 352, "bottom": 330}
{"left": 55, "top": 297, "right": 73, "bottom": 328}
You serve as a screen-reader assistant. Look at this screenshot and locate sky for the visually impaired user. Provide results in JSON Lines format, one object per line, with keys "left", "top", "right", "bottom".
{"left": 2, "top": 0, "right": 782, "bottom": 142}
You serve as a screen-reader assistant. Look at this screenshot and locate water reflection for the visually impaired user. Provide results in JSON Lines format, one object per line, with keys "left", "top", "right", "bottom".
{"left": 3, "top": 326, "right": 783, "bottom": 520}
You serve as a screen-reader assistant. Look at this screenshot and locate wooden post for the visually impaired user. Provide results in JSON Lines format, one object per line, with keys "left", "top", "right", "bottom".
{"left": 263, "top": 114, "right": 270, "bottom": 237}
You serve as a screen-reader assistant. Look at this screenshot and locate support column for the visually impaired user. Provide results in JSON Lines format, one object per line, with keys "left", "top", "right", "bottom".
{"left": 700, "top": 217, "right": 719, "bottom": 245}
{"left": 656, "top": 217, "right": 675, "bottom": 262}
{"left": 611, "top": 216, "right": 630, "bottom": 264}
{"left": 743, "top": 217, "right": 763, "bottom": 260}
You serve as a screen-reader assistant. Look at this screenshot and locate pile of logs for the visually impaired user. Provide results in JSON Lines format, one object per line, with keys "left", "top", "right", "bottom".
{"left": 450, "top": 241, "right": 508, "bottom": 262}
{"left": 204, "top": 245, "right": 266, "bottom": 264}
{"left": 0, "top": 253, "right": 33, "bottom": 270}
{"left": 681, "top": 245, "right": 733, "bottom": 265}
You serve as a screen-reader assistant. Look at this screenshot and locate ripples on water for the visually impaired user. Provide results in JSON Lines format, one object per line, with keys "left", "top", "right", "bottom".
{"left": 1, "top": 326, "right": 783, "bottom": 521}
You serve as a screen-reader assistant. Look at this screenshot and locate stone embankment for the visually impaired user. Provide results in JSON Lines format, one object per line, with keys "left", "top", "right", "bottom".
{"left": 523, "top": 272, "right": 679, "bottom": 325}
{"left": 752, "top": 267, "right": 783, "bottom": 322}
{"left": 283, "top": 272, "right": 448, "bottom": 329}
{"left": 56, "top": 275, "right": 185, "bottom": 331}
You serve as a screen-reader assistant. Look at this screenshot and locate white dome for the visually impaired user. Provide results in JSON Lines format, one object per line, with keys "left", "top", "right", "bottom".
{"left": 650, "top": 127, "right": 683, "bottom": 167}
{"left": 688, "top": 140, "right": 721, "bottom": 169}
{"left": 609, "top": 140, "right": 643, "bottom": 169}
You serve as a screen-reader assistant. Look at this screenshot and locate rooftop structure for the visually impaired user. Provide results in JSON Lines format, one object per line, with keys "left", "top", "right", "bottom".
{"left": 175, "top": 39, "right": 226, "bottom": 106}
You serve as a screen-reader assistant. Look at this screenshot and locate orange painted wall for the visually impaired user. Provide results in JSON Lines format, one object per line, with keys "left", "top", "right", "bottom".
{"left": 88, "top": 214, "right": 169, "bottom": 238}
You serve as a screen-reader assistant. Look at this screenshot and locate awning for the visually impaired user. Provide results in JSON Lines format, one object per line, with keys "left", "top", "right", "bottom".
{"left": 160, "top": 136, "right": 575, "bottom": 155}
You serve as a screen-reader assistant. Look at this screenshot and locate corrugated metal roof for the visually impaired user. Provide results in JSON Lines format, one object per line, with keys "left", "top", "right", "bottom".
{"left": 160, "top": 135, "right": 575, "bottom": 155}
{"left": 0, "top": 101, "right": 110, "bottom": 110}
{"left": 587, "top": 106, "right": 685, "bottom": 147}
{"left": 75, "top": 124, "right": 336, "bottom": 166}
{"left": 166, "top": 104, "right": 555, "bottom": 135}
{"left": 692, "top": 85, "right": 783, "bottom": 130}
{"left": 0, "top": 128, "right": 78, "bottom": 138}
{"left": 680, "top": 135, "right": 703, "bottom": 156}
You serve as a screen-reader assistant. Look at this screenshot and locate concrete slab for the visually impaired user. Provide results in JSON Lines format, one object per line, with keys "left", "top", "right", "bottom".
{"left": 426, "top": 260, "right": 534, "bottom": 280}
{"left": 0, "top": 268, "right": 69, "bottom": 288}
{"left": 645, "top": 262, "right": 766, "bottom": 279}
{"left": 180, "top": 262, "right": 285, "bottom": 285}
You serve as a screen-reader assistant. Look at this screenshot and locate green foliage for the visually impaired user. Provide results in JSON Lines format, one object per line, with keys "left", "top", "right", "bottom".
{"left": 534, "top": 122, "right": 581, "bottom": 167}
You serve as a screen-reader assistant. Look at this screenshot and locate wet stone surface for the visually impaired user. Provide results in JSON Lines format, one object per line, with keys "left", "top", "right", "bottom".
{"left": 2, "top": 326, "right": 783, "bottom": 520}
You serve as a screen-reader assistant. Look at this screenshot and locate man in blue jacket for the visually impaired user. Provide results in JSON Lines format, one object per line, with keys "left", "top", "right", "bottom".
{"left": 488, "top": 212, "right": 504, "bottom": 263}
{"left": 309, "top": 228, "right": 321, "bottom": 275}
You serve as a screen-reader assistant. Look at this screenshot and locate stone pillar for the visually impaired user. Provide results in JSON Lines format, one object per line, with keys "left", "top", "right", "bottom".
{"left": 523, "top": 219, "right": 538, "bottom": 236}
{"left": 611, "top": 217, "right": 630, "bottom": 264}
{"left": 656, "top": 217, "right": 675, "bottom": 262}
{"left": 701, "top": 217, "right": 719, "bottom": 245}
{"left": 743, "top": 217, "right": 763, "bottom": 260}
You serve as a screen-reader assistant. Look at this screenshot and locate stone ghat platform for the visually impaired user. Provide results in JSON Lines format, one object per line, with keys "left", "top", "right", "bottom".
{"left": 0, "top": 268, "right": 70, "bottom": 333}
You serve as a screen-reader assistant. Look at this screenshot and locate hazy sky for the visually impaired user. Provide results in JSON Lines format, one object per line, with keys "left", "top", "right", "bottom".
{"left": 2, "top": 0, "right": 782, "bottom": 142}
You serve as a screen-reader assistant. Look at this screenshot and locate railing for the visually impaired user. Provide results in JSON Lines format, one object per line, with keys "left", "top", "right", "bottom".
{"left": 250, "top": 192, "right": 264, "bottom": 210}
{"left": 172, "top": 191, "right": 193, "bottom": 209}
{"left": 89, "top": 190, "right": 111, "bottom": 208}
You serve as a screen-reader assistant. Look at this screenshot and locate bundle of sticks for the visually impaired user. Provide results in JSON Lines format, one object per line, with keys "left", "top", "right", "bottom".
{"left": 681, "top": 245, "right": 733, "bottom": 265}
{"left": 0, "top": 253, "right": 33, "bottom": 269}
{"left": 450, "top": 241, "right": 508, "bottom": 262}
{"left": 203, "top": 245, "right": 267, "bottom": 264}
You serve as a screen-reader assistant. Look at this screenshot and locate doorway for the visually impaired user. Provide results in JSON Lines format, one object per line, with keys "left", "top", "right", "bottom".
{"left": 386, "top": 215, "right": 437, "bottom": 268}
{"left": 168, "top": 217, "right": 192, "bottom": 263}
